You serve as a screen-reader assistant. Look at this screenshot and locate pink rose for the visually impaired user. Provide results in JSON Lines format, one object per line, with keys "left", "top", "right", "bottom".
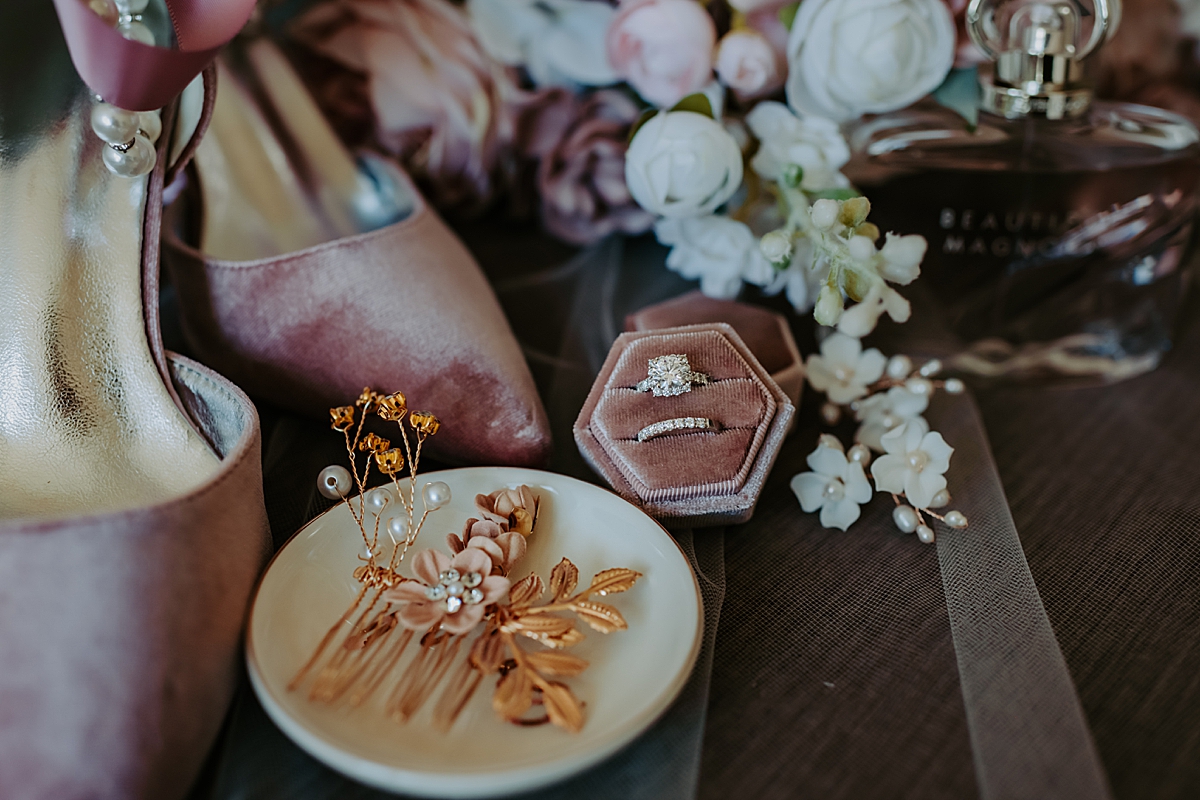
{"left": 522, "top": 90, "right": 656, "bottom": 244}
{"left": 606, "top": 0, "right": 716, "bottom": 108}
{"left": 727, "top": 0, "right": 792, "bottom": 11}
{"left": 716, "top": 29, "right": 784, "bottom": 101}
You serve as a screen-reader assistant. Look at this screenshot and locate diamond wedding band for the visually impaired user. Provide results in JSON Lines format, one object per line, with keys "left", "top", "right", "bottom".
{"left": 636, "top": 417, "right": 719, "bottom": 443}
{"left": 635, "top": 354, "right": 710, "bottom": 397}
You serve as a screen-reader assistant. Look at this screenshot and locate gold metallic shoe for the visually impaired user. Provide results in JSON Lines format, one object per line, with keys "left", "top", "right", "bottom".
{"left": 0, "top": 3, "right": 268, "bottom": 798}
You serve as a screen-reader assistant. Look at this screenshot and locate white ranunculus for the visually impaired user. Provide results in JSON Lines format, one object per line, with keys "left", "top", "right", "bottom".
{"left": 785, "top": 0, "right": 956, "bottom": 122}
{"left": 467, "top": 0, "right": 618, "bottom": 87}
{"left": 655, "top": 216, "right": 773, "bottom": 298}
{"left": 745, "top": 101, "right": 849, "bottom": 190}
{"left": 626, "top": 111, "right": 745, "bottom": 218}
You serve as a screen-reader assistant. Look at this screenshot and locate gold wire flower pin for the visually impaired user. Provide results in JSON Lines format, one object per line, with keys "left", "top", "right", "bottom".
{"left": 292, "top": 390, "right": 642, "bottom": 734}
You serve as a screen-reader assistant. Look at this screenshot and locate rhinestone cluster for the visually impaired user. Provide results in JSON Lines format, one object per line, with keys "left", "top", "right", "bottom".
{"left": 425, "top": 568, "right": 486, "bottom": 614}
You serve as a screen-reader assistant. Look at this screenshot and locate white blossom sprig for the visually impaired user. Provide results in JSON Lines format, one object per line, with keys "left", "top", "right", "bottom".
{"left": 792, "top": 339, "right": 970, "bottom": 544}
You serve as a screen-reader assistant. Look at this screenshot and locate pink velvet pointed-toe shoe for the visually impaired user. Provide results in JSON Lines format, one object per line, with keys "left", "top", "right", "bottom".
{"left": 163, "top": 39, "right": 552, "bottom": 467}
{"left": 0, "top": 4, "right": 269, "bottom": 798}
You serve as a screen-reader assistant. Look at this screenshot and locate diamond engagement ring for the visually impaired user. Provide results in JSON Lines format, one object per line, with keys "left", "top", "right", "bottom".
{"left": 635, "top": 354, "right": 711, "bottom": 397}
{"left": 636, "top": 417, "right": 720, "bottom": 443}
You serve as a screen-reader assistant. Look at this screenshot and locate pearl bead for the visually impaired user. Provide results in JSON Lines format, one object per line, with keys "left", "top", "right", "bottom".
{"left": 444, "top": 580, "right": 465, "bottom": 597}
{"left": 930, "top": 489, "right": 951, "bottom": 508}
{"left": 366, "top": 487, "right": 391, "bottom": 513}
{"left": 117, "top": 19, "right": 155, "bottom": 45}
{"left": 462, "top": 571, "right": 483, "bottom": 588}
{"left": 916, "top": 524, "right": 935, "bottom": 544}
{"left": 386, "top": 516, "right": 406, "bottom": 542}
{"left": 817, "top": 434, "right": 844, "bottom": 452}
{"left": 886, "top": 355, "right": 912, "bottom": 380}
{"left": 820, "top": 402, "right": 842, "bottom": 425}
{"left": 893, "top": 505, "right": 918, "bottom": 533}
{"left": 944, "top": 378, "right": 965, "bottom": 395}
{"left": 137, "top": 110, "right": 162, "bottom": 144}
{"left": 847, "top": 443, "right": 871, "bottom": 465}
{"left": 944, "top": 510, "right": 968, "bottom": 529}
{"left": 918, "top": 359, "right": 943, "bottom": 377}
{"left": 823, "top": 480, "right": 845, "bottom": 502}
{"left": 91, "top": 103, "right": 139, "bottom": 145}
{"left": 445, "top": 596, "right": 463, "bottom": 614}
{"left": 115, "top": 0, "right": 150, "bottom": 14}
{"left": 101, "top": 135, "right": 156, "bottom": 177}
{"left": 833, "top": 367, "right": 850, "bottom": 383}
{"left": 880, "top": 414, "right": 898, "bottom": 429}
{"left": 907, "top": 450, "right": 929, "bottom": 471}
{"left": 422, "top": 481, "right": 452, "bottom": 511}
{"left": 317, "top": 465, "right": 352, "bottom": 500}
{"left": 905, "top": 377, "right": 933, "bottom": 395}
{"left": 361, "top": 546, "right": 374, "bottom": 560}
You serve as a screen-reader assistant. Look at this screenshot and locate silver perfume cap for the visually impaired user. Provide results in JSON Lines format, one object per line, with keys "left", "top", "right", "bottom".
{"left": 967, "top": 0, "right": 1120, "bottom": 119}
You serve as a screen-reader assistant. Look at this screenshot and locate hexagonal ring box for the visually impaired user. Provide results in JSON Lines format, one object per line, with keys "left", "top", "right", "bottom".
{"left": 574, "top": 323, "right": 795, "bottom": 528}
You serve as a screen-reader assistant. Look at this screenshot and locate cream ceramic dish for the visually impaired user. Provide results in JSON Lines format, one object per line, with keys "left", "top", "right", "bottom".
{"left": 247, "top": 466, "right": 703, "bottom": 798}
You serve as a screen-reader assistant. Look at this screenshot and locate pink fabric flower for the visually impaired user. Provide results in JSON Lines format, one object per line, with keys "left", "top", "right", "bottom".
{"left": 524, "top": 89, "right": 656, "bottom": 245}
{"left": 384, "top": 548, "right": 510, "bottom": 634}
{"left": 605, "top": 0, "right": 716, "bottom": 107}
{"left": 290, "top": 0, "right": 522, "bottom": 210}
{"left": 716, "top": 29, "right": 784, "bottom": 101}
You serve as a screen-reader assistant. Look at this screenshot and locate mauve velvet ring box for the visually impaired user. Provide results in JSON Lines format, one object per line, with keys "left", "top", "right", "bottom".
{"left": 575, "top": 323, "right": 795, "bottom": 528}
{"left": 625, "top": 291, "right": 805, "bottom": 408}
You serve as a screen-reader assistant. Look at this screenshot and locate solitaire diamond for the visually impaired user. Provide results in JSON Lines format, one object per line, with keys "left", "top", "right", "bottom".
{"left": 635, "top": 354, "right": 710, "bottom": 397}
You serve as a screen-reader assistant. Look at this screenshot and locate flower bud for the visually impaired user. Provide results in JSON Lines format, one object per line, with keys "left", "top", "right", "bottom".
{"left": 760, "top": 230, "right": 794, "bottom": 265}
{"left": 814, "top": 285, "right": 844, "bottom": 327}
{"left": 810, "top": 198, "right": 840, "bottom": 229}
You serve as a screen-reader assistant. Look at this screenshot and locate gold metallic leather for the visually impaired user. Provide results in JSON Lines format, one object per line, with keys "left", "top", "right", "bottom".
{"left": 0, "top": 76, "right": 218, "bottom": 520}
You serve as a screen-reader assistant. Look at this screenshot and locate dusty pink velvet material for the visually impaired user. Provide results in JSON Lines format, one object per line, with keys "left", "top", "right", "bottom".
{"left": 575, "top": 324, "right": 794, "bottom": 527}
{"left": 52, "top": 0, "right": 256, "bottom": 110}
{"left": 0, "top": 355, "right": 270, "bottom": 800}
{"left": 163, "top": 169, "right": 552, "bottom": 467}
{"left": 625, "top": 291, "right": 805, "bottom": 407}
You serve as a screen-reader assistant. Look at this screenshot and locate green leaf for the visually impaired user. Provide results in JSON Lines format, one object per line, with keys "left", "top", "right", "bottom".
{"left": 778, "top": 2, "right": 800, "bottom": 30}
{"left": 668, "top": 92, "right": 714, "bottom": 119}
{"left": 807, "top": 188, "right": 861, "bottom": 201}
{"left": 627, "top": 108, "right": 658, "bottom": 143}
{"left": 932, "top": 67, "right": 981, "bottom": 130}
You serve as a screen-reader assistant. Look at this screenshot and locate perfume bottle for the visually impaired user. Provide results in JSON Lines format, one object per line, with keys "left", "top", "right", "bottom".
{"left": 844, "top": 0, "right": 1200, "bottom": 382}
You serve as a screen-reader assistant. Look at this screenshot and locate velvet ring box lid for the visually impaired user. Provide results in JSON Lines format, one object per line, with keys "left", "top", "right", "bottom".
{"left": 574, "top": 324, "right": 794, "bottom": 528}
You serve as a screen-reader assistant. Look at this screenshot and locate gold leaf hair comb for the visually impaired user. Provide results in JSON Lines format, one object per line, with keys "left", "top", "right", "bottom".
{"left": 291, "top": 389, "right": 642, "bottom": 733}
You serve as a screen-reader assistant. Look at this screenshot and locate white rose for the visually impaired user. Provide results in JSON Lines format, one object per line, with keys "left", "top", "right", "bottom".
{"left": 785, "top": 0, "right": 956, "bottom": 122}
{"left": 626, "top": 111, "right": 745, "bottom": 218}
{"left": 468, "top": 0, "right": 618, "bottom": 88}
{"left": 746, "top": 101, "right": 849, "bottom": 190}
{"left": 655, "top": 216, "right": 773, "bottom": 298}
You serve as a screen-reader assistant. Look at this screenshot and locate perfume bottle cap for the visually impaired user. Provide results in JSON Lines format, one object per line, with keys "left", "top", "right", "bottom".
{"left": 967, "top": 0, "right": 1121, "bottom": 119}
